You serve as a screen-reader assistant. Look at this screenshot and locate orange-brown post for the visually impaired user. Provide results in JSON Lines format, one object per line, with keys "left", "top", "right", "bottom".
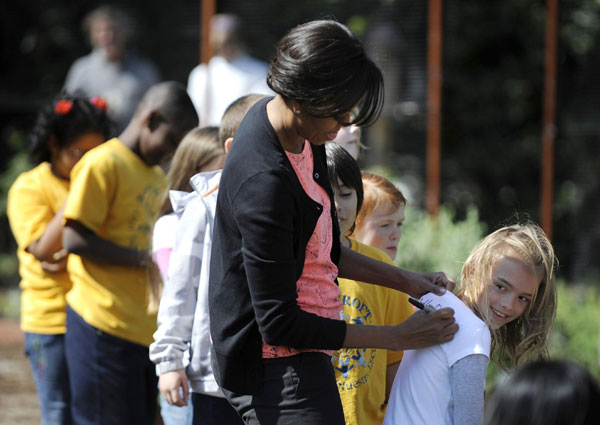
{"left": 541, "top": 0, "right": 558, "bottom": 240}
{"left": 426, "top": 0, "right": 443, "bottom": 216}
{"left": 201, "top": 0, "right": 216, "bottom": 64}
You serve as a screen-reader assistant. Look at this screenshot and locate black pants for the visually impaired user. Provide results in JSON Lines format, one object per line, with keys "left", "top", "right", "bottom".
{"left": 192, "top": 393, "right": 244, "bottom": 425}
{"left": 223, "top": 352, "right": 345, "bottom": 425}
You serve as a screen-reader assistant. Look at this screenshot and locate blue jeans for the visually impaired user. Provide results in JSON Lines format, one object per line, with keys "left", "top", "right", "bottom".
{"left": 25, "top": 332, "right": 71, "bottom": 425}
{"left": 65, "top": 306, "right": 158, "bottom": 425}
{"left": 161, "top": 390, "right": 193, "bottom": 425}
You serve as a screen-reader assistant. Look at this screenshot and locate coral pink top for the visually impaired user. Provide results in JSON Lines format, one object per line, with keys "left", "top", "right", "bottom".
{"left": 262, "top": 140, "right": 341, "bottom": 358}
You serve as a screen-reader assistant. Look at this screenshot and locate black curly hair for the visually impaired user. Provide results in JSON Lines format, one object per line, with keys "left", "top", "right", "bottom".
{"left": 29, "top": 92, "right": 114, "bottom": 164}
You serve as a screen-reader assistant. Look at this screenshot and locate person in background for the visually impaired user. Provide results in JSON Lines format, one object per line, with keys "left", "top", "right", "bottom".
{"left": 150, "top": 126, "right": 222, "bottom": 425}
{"left": 482, "top": 360, "right": 600, "bottom": 425}
{"left": 187, "top": 14, "right": 273, "bottom": 126}
{"left": 353, "top": 172, "right": 406, "bottom": 262}
{"left": 150, "top": 94, "right": 265, "bottom": 425}
{"left": 62, "top": 81, "right": 197, "bottom": 425}
{"left": 326, "top": 142, "right": 415, "bottom": 425}
{"left": 383, "top": 223, "right": 558, "bottom": 425}
{"left": 330, "top": 123, "right": 362, "bottom": 160}
{"left": 7, "top": 93, "right": 111, "bottom": 425}
{"left": 64, "top": 5, "right": 160, "bottom": 132}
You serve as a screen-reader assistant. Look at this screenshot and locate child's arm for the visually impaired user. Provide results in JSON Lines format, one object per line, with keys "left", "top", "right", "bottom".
{"left": 337, "top": 244, "right": 455, "bottom": 297}
{"left": 27, "top": 204, "right": 66, "bottom": 263}
{"left": 63, "top": 219, "right": 147, "bottom": 267}
{"left": 450, "top": 354, "right": 488, "bottom": 425}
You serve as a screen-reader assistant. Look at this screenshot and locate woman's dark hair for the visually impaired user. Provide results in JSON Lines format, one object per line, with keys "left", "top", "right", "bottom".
{"left": 326, "top": 142, "right": 363, "bottom": 234}
{"left": 267, "top": 19, "right": 384, "bottom": 127}
{"left": 482, "top": 360, "right": 600, "bottom": 425}
{"left": 30, "top": 92, "right": 113, "bottom": 164}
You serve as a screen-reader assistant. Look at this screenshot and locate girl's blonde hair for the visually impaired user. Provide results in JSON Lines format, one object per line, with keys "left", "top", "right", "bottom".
{"left": 149, "top": 126, "right": 222, "bottom": 312}
{"left": 355, "top": 172, "right": 406, "bottom": 230}
{"left": 457, "top": 223, "right": 557, "bottom": 367}
{"left": 158, "top": 126, "right": 222, "bottom": 216}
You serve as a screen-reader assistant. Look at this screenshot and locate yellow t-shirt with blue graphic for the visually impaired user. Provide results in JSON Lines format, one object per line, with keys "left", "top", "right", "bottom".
{"left": 64, "top": 138, "right": 166, "bottom": 346}
{"left": 7, "top": 162, "right": 71, "bottom": 334}
{"left": 333, "top": 239, "right": 413, "bottom": 425}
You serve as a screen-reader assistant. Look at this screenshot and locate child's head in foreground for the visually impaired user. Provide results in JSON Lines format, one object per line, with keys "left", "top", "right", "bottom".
{"left": 457, "top": 223, "right": 557, "bottom": 366}
{"left": 353, "top": 172, "right": 406, "bottom": 261}
{"left": 482, "top": 359, "right": 600, "bottom": 425}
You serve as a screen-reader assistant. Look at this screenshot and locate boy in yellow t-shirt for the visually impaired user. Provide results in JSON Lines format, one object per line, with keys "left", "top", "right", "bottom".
{"left": 62, "top": 81, "right": 198, "bottom": 425}
{"left": 326, "top": 143, "right": 413, "bottom": 425}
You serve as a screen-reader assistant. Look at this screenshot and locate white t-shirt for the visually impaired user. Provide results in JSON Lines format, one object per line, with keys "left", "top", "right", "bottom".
{"left": 383, "top": 291, "right": 491, "bottom": 425}
{"left": 187, "top": 54, "right": 273, "bottom": 126}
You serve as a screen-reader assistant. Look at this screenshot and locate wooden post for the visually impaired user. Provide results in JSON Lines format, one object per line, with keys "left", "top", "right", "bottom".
{"left": 426, "top": 0, "right": 443, "bottom": 217}
{"left": 541, "top": 0, "right": 557, "bottom": 240}
{"left": 201, "top": 0, "right": 216, "bottom": 64}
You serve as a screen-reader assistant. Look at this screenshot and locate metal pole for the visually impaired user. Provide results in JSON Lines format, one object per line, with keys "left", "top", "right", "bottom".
{"left": 201, "top": 0, "right": 216, "bottom": 64}
{"left": 426, "top": 0, "right": 443, "bottom": 217}
{"left": 541, "top": 0, "right": 557, "bottom": 240}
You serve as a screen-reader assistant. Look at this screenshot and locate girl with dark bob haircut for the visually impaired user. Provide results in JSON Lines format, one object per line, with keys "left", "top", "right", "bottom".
{"left": 209, "top": 19, "right": 458, "bottom": 425}
{"left": 482, "top": 360, "right": 600, "bottom": 425}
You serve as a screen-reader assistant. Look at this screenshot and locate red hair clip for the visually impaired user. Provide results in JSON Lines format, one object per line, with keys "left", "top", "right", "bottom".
{"left": 90, "top": 96, "right": 107, "bottom": 111}
{"left": 54, "top": 100, "right": 73, "bottom": 115}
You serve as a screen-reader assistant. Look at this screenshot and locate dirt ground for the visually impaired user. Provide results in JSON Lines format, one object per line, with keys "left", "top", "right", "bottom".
{"left": 0, "top": 318, "right": 40, "bottom": 424}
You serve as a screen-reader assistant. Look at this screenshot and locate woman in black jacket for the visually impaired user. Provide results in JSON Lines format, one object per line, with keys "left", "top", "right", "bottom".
{"left": 209, "top": 19, "right": 458, "bottom": 425}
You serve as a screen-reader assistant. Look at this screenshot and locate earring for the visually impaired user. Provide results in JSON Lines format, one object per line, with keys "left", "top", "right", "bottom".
{"left": 294, "top": 109, "right": 300, "bottom": 115}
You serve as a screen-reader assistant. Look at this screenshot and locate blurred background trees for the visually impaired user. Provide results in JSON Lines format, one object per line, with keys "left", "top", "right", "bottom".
{"left": 1, "top": 0, "right": 599, "bottom": 370}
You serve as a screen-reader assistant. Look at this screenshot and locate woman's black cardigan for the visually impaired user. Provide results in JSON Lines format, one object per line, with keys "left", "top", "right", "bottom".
{"left": 208, "top": 97, "right": 347, "bottom": 394}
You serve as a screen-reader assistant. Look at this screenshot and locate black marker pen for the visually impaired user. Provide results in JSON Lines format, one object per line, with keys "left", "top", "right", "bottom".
{"left": 408, "top": 297, "right": 435, "bottom": 313}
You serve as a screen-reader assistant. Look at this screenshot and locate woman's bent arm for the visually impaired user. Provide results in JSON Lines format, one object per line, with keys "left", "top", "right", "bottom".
{"left": 337, "top": 244, "right": 455, "bottom": 297}
{"left": 342, "top": 308, "right": 458, "bottom": 351}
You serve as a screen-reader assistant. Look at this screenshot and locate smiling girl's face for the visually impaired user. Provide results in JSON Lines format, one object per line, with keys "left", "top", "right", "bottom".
{"left": 479, "top": 253, "right": 543, "bottom": 330}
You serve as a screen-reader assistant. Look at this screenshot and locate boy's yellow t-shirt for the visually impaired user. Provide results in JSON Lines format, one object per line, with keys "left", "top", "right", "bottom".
{"left": 64, "top": 138, "right": 166, "bottom": 346}
{"left": 333, "top": 239, "right": 414, "bottom": 425}
{"left": 7, "top": 162, "right": 71, "bottom": 334}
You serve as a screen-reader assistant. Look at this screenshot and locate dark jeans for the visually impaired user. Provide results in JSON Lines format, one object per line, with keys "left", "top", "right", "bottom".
{"left": 223, "top": 352, "right": 345, "bottom": 425}
{"left": 25, "top": 332, "right": 71, "bottom": 425}
{"left": 65, "top": 306, "right": 158, "bottom": 425}
{"left": 191, "top": 393, "right": 243, "bottom": 425}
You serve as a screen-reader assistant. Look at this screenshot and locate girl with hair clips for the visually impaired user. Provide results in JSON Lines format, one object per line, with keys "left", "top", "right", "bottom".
{"left": 7, "top": 93, "right": 111, "bottom": 425}
{"left": 208, "top": 19, "right": 458, "bottom": 425}
{"left": 383, "top": 223, "right": 558, "bottom": 425}
{"left": 482, "top": 360, "right": 600, "bottom": 425}
{"left": 326, "top": 143, "right": 414, "bottom": 425}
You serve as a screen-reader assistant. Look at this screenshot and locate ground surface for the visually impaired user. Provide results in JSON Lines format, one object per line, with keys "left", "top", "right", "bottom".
{"left": 0, "top": 318, "right": 40, "bottom": 424}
